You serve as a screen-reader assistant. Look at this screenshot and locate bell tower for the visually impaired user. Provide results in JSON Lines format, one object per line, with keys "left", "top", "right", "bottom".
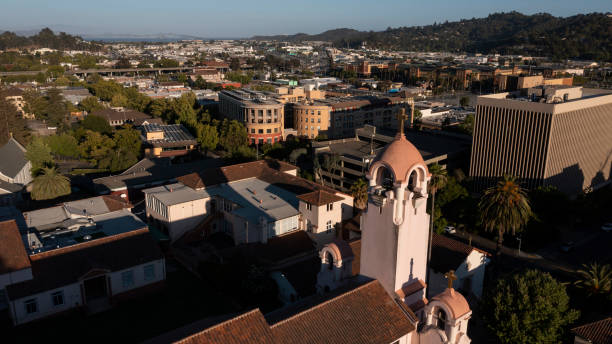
{"left": 360, "top": 110, "right": 431, "bottom": 306}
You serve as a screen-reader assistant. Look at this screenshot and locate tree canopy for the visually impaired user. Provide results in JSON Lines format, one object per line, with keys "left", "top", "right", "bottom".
{"left": 481, "top": 269, "right": 579, "bottom": 344}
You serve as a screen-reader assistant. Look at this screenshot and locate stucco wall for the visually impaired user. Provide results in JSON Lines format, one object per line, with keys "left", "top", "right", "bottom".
{"left": 109, "top": 259, "right": 166, "bottom": 296}
{"left": 10, "top": 283, "right": 82, "bottom": 325}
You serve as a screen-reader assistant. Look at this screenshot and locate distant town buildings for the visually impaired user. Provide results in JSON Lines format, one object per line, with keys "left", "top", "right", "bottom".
{"left": 470, "top": 86, "right": 612, "bottom": 194}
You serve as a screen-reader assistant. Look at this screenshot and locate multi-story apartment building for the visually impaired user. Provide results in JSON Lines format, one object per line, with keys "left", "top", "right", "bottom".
{"left": 470, "top": 86, "right": 612, "bottom": 194}
{"left": 143, "top": 160, "right": 353, "bottom": 247}
{"left": 0, "top": 196, "right": 164, "bottom": 326}
{"left": 219, "top": 89, "right": 284, "bottom": 144}
{"left": 294, "top": 96, "right": 413, "bottom": 138}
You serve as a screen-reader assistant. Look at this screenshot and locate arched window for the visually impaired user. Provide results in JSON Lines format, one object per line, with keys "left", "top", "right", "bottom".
{"left": 375, "top": 166, "right": 394, "bottom": 190}
{"left": 437, "top": 309, "right": 446, "bottom": 330}
{"left": 326, "top": 252, "right": 334, "bottom": 270}
{"left": 408, "top": 170, "right": 418, "bottom": 192}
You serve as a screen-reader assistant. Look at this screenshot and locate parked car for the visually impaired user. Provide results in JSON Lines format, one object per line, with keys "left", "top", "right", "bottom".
{"left": 560, "top": 241, "right": 575, "bottom": 252}
{"left": 443, "top": 226, "right": 456, "bottom": 234}
{"left": 601, "top": 223, "right": 612, "bottom": 232}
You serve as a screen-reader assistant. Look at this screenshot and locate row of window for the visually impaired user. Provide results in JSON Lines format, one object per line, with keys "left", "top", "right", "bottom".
{"left": 296, "top": 109, "right": 323, "bottom": 116}
{"left": 24, "top": 264, "right": 157, "bottom": 315}
{"left": 304, "top": 202, "right": 334, "bottom": 212}
{"left": 250, "top": 127, "right": 279, "bottom": 134}
{"left": 300, "top": 125, "right": 322, "bottom": 131}
{"left": 250, "top": 137, "right": 278, "bottom": 144}
{"left": 301, "top": 117, "right": 322, "bottom": 123}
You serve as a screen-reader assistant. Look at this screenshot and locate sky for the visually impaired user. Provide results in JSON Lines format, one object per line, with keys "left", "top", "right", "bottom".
{"left": 0, "top": 0, "right": 610, "bottom": 38}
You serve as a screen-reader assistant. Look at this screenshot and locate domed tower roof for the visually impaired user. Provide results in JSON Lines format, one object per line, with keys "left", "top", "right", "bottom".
{"left": 369, "top": 134, "right": 427, "bottom": 184}
{"left": 431, "top": 288, "right": 471, "bottom": 318}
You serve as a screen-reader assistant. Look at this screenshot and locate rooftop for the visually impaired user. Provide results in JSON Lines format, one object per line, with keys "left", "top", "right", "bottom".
{"left": 572, "top": 317, "right": 612, "bottom": 344}
{"left": 220, "top": 89, "right": 283, "bottom": 106}
{"left": 0, "top": 137, "right": 29, "bottom": 181}
{"left": 140, "top": 124, "right": 197, "bottom": 147}
{"left": 0, "top": 220, "right": 31, "bottom": 275}
{"left": 22, "top": 196, "right": 145, "bottom": 255}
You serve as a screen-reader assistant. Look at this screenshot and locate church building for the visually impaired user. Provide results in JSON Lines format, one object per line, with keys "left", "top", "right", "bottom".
{"left": 148, "top": 117, "right": 473, "bottom": 344}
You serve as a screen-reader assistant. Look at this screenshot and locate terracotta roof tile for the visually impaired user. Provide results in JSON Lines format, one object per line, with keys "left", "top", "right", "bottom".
{"left": 572, "top": 317, "right": 612, "bottom": 344}
{"left": 396, "top": 279, "right": 426, "bottom": 299}
{"left": 101, "top": 194, "right": 133, "bottom": 212}
{"left": 296, "top": 190, "right": 344, "bottom": 206}
{"left": 175, "top": 309, "right": 275, "bottom": 344}
{"left": 0, "top": 220, "right": 30, "bottom": 274}
{"left": 269, "top": 280, "right": 416, "bottom": 344}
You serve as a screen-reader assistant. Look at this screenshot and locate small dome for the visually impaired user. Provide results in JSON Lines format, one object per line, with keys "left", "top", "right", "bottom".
{"left": 369, "top": 134, "right": 426, "bottom": 183}
{"left": 432, "top": 288, "right": 471, "bottom": 318}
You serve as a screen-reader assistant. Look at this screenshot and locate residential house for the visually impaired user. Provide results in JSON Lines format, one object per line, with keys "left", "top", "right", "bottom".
{"left": 91, "top": 108, "right": 153, "bottom": 127}
{"left": 0, "top": 196, "right": 165, "bottom": 326}
{"left": 143, "top": 160, "right": 353, "bottom": 245}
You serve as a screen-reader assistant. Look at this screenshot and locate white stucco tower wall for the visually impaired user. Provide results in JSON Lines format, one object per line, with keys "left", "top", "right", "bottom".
{"left": 360, "top": 133, "right": 431, "bottom": 298}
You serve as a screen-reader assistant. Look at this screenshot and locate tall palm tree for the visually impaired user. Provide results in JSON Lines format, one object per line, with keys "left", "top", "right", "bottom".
{"left": 574, "top": 262, "right": 612, "bottom": 297}
{"left": 350, "top": 178, "right": 368, "bottom": 211}
{"left": 478, "top": 174, "right": 532, "bottom": 262}
{"left": 425, "top": 163, "right": 447, "bottom": 297}
{"left": 31, "top": 166, "right": 71, "bottom": 201}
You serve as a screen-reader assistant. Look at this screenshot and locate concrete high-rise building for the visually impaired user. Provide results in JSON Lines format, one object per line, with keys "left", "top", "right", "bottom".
{"left": 469, "top": 86, "right": 612, "bottom": 194}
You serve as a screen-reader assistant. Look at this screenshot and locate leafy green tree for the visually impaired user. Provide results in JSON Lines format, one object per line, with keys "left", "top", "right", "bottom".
{"left": 123, "top": 87, "right": 151, "bottom": 112}
{"left": 574, "top": 262, "right": 612, "bottom": 298}
{"left": 350, "top": 178, "right": 368, "bottom": 210}
{"left": 78, "top": 96, "right": 104, "bottom": 113}
{"left": 154, "top": 58, "right": 179, "bottom": 68}
{"left": 196, "top": 123, "right": 218, "bottom": 156}
{"left": 80, "top": 114, "right": 112, "bottom": 135}
{"left": 219, "top": 119, "right": 248, "bottom": 154}
{"left": 110, "top": 93, "right": 129, "bottom": 108}
{"left": 78, "top": 130, "right": 114, "bottom": 167}
{"left": 458, "top": 114, "right": 474, "bottom": 135}
{"left": 478, "top": 175, "right": 532, "bottom": 262}
{"left": 425, "top": 163, "right": 447, "bottom": 295}
{"left": 0, "top": 89, "right": 30, "bottom": 145}
{"left": 45, "top": 134, "right": 79, "bottom": 158}
{"left": 115, "top": 57, "right": 132, "bottom": 69}
{"left": 147, "top": 98, "right": 169, "bottom": 118}
{"left": 25, "top": 137, "right": 53, "bottom": 175}
{"left": 481, "top": 269, "right": 579, "bottom": 344}
{"left": 31, "top": 166, "right": 71, "bottom": 200}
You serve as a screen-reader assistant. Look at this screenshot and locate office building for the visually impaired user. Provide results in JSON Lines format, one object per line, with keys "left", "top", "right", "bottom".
{"left": 470, "top": 86, "right": 612, "bottom": 194}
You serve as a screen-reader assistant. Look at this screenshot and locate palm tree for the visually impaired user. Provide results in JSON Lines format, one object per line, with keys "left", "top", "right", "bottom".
{"left": 478, "top": 174, "right": 532, "bottom": 262}
{"left": 31, "top": 166, "right": 71, "bottom": 201}
{"left": 574, "top": 262, "right": 612, "bottom": 297}
{"left": 425, "top": 163, "right": 447, "bottom": 297}
{"left": 350, "top": 178, "right": 368, "bottom": 211}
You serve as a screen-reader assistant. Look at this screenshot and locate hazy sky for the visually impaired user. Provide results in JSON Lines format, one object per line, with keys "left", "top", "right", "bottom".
{"left": 1, "top": 0, "right": 610, "bottom": 37}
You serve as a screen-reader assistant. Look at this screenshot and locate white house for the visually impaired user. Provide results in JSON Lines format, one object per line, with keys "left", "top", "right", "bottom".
{"left": 0, "top": 197, "right": 165, "bottom": 326}
{"left": 0, "top": 137, "right": 32, "bottom": 186}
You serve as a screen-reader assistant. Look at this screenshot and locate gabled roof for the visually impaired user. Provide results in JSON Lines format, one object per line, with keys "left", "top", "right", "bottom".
{"left": 430, "top": 233, "right": 489, "bottom": 273}
{"left": 0, "top": 137, "right": 29, "bottom": 180}
{"left": 173, "top": 310, "right": 275, "bottom": 344}
{"left": 91, "top": 108, "right": 151, "bottom": 122}
{"left": 177, "top": 160, "right": 297, "bottom": 190}
{"left": 572, "top": 317, "right": 612, "bottom": 344}
{"left": 0, "top": 220, "right": 30, "bottom": 274}
{"left": 269, "top": 280, "right": 415, "bottom": 344}
{"left": 151, "top": 279, "right": 416, "bottom": 344}
{"left": 296, "top": 190, "right": 344, "bottom": 206}
{"left": 6, "top": 228, "right": 161, "bottom": 300}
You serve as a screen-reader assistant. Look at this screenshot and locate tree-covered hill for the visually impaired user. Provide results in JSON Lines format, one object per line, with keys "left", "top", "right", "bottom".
{"left": 0, "top": 28, "right": 101, "bottom": 51}
{"left": 252, "top": 12, "right": 612, "bottom": 61}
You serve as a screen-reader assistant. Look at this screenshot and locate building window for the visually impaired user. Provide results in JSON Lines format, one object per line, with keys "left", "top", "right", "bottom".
{"left": 258, "top": 129, "right": 264, "bottom": 134}
{"left": 51, "top": 291, "right": 64, "bottom": 306}
{"left": 25, "top": 299, "right": 37, "bottom": 314}
{"left": 266, "top": 129, "right": 271, "bottom": 133}
{"left": 306, "top": 203, "right": 312, "bottom": 211}
{"left": 326, "top": 220, "right": 333, "bottom": 232}
{"left": 144, "top": 264, "right": 155, "bottom": 281}
{"left": 122, "top": 270, "right": 135, "bottom": 289}
{"left": 251, "top": 128, "right": 255, "bottom": 133}
{"left": 274, "top": 127, "right": 278, "bottom": 133}
{"left": 267, "top": 138, "right": 272, "bottom": 144}
{"left": 437, "top": 309, "right": 446, "bottom": 330}
{"left": 327, "top": 203, "right": 333, "bottom": 211}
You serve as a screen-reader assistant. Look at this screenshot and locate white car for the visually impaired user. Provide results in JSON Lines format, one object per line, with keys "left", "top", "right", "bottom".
{"left": 602, "top": 223, "right": 612, "bottom": 232}
{"left": 444, "top": 226, "right": 456, "bottom": 234}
